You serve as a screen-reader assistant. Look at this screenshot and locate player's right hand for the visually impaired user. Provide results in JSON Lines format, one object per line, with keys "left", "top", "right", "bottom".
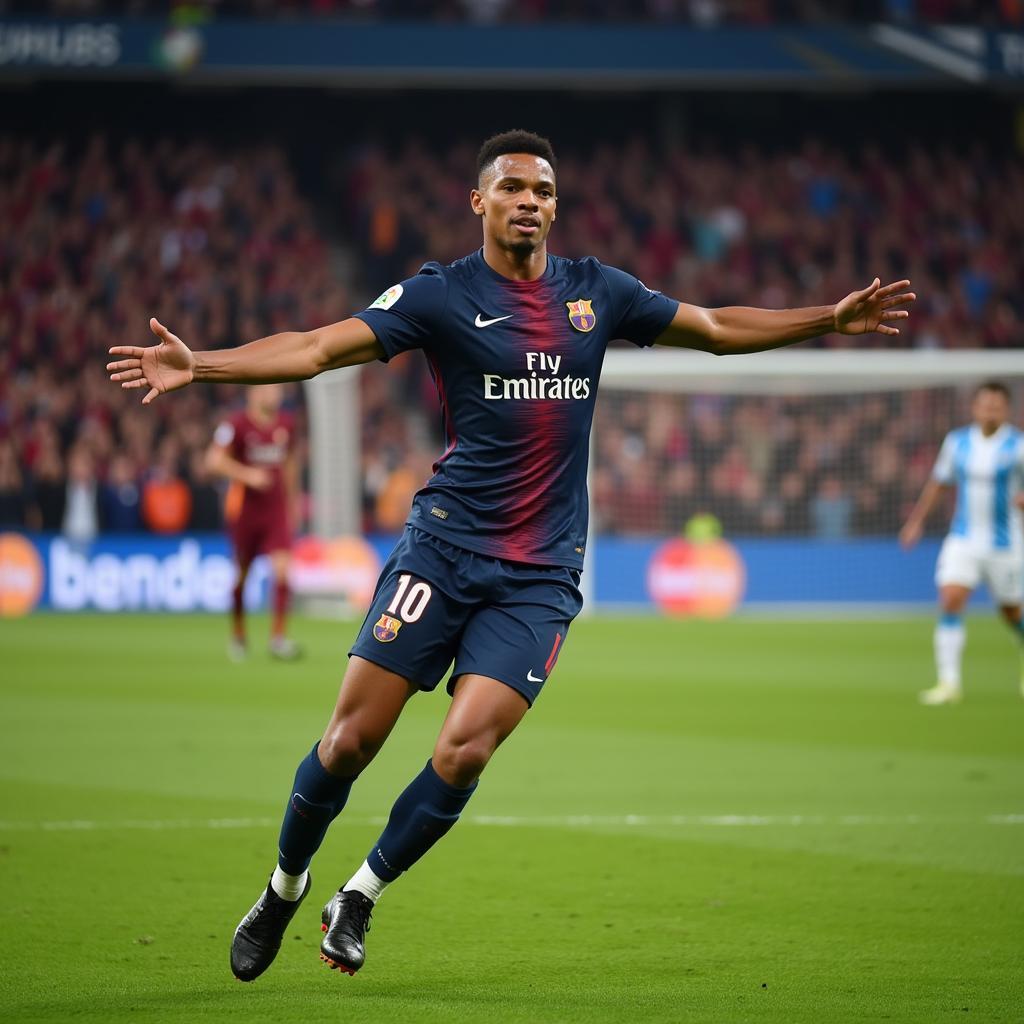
{"left": 248, "top": 467, "right": 273, "bottom": 491}
{"left": 107, "top": 318, "right": 196, "bottom": 405}
{"left": 899, "top": 521, "right": 922, "bottom": 550}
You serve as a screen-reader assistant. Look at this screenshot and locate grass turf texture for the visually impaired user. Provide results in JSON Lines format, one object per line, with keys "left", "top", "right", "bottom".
{"left": 1, "top": 613, "right": 1022, "bottom": 1023}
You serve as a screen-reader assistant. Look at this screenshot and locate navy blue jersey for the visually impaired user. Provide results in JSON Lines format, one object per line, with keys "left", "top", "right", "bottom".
{"left": 355, "top": 249, "right": 678, "bottom": 569}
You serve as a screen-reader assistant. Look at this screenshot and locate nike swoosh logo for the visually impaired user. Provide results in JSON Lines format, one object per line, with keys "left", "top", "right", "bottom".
{"left": 526, "top": 671, "right": 544, "bottom": 683}
{"left": 475, "top": 314, "right": 513, "bottom": 328}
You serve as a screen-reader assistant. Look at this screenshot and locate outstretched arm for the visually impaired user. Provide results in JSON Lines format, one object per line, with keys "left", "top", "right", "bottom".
{"left": 108, "top": 316, "right": 383, "bottom": 404}
{"left": 205, "top": 442, "right": 271, "bottom": 491}
{"left": 900, "top": 479, "right": 950, "bottom": 550}
{"left": 655, "top": 279, "right": 915, "bottom": 355}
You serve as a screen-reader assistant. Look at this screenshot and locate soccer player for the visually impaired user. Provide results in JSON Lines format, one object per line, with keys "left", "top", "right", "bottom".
{"left": 900, "top": 381, "right": 1024, "bottom": 705}
{"left": 206, "top": 383, "right": 301, "bottom": 661}
{"left": 107, "top": 130, "right": 914, "bottom": 981}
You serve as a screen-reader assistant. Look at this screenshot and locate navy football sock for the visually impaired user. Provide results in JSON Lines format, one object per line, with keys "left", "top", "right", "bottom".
{"left": 277, "top": 743, "right": 355, "bottom": 875}
{"left": 367, "top": 759, "right": 477, "bottom": 882}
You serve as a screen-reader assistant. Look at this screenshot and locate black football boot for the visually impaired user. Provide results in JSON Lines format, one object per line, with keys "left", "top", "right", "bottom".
{"left": 230, "top": 873, "right": 312, "bottom": 981}
{"left": 319, "top": 889, "right": 374, "bottom": 975}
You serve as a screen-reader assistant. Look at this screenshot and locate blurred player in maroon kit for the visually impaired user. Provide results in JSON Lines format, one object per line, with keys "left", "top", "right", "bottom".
{"left": 207, "top": 383, "right": 301, "bottom": 661}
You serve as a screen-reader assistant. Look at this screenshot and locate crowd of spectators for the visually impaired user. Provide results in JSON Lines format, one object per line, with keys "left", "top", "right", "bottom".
{"left": 3, "top": 128, "right": 1021, "bottom": 543}
{"left": 6, "top": 0, "right": 1020, "bottom": 27}
{"left": 590, "top": 388, "right": 1006, "bottom": 538}
{"left": 0, "top": 134, "right": 341, "bottom": 540}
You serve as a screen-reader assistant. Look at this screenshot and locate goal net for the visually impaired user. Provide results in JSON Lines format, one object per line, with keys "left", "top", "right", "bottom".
{"left": 589, "top": 350, "right": 1024, "bottom": 614}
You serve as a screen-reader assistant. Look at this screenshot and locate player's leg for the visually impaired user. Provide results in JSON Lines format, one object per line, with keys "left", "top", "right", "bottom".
{"left": 228, "top": 550, "right": 253, "bottom": 662}
{"left": 923, "top": 584, "right": 971, "bottom": 705}
{"left": 278, "top": 657, "right": 419, "bottom": 883}
{"left": 320, "top": 674, "right": 529, "bottom": 975}
{"left": 996, "top": 605, "right": 1024, "bottom": 697}
{"left": 986, "top": 549, "right": 1024, "bottom": 696}
{"left": 320, "top": 561, "right": 582, "bottom": 975}
{"left": 267, "top": 548, "right": 300, "bottom": 660}
{"left": 923, "top": 537, "right": 978, "bottom": 705}
{"left": 237, "top": 526, "right": 467, "bottom": 980}
{"left": 231, "top": 656, "right": 418, "bottom": 982}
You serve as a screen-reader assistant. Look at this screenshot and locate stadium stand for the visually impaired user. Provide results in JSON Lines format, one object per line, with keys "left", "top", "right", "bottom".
{"left": 2, "top": 127, "right": 1020, "bottom": 538}
{"left": 0, "top": 135, "right": 340, "bottom": 533}
{"left": 4, "top": 1, "right": 1021, "bottom": 26}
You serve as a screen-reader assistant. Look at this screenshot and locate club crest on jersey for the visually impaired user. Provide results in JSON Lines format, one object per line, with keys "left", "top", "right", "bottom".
{"left": 566, "top": 299, "right": 596, "bottom": 332}
{"left": 373, "top": 614, "right": 402, "bottom": 643}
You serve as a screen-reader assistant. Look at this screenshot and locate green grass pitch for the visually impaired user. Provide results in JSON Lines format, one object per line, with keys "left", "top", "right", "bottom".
{"left": 1, "top": 612, "right": 1022, "bottom": 1023}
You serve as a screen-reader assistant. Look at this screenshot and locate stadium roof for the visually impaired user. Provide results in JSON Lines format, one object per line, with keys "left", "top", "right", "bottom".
{"left": 0, "top": 18, "right": 1020, "bottom": 90}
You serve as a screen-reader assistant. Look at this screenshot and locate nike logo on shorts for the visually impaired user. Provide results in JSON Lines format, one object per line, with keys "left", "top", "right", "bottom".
{"left": 527, "top": 670, "right": 544, "bottom": 683}
{"left": 475, "top": 314, "right": 513, "bottom": 328}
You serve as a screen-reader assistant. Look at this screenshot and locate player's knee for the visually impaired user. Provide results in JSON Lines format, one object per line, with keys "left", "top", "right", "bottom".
{"left": 318, "top": 724, "right": 377, "bottom": 778}
{"left": 433, "top": 735, "right": 494, "bottom": 788}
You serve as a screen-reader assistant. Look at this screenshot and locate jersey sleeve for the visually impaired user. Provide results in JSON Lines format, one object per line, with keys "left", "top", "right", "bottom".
{"left": 353, "top": 263, "right": 448, "bottom": 362}
{"left": 1015, "top": 434, "right": 1024, "bottom": 483}
{"left": 598, "top": 262, "right": 679, "bottom": 348}
{"left": 931, "top": 432, "right": 957, "bottom": 485}
{"left": 213, "top": 420, "right": 235, "bottom": 448}
{"left": 214, "top": 416, "right": 244, "bottom": 461}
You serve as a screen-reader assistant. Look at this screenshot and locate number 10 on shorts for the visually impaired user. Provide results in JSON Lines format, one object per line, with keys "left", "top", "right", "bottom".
{"left": 387, "top": 574, "right": 433, "bottom": 623}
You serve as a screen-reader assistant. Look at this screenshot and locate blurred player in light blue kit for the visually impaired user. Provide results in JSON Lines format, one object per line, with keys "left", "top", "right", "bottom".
{"left": 901, "top": 382, "right": 1024, "bottom": 704}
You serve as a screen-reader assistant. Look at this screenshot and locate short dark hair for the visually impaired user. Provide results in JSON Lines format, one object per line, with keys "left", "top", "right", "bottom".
{"left": 477, "top": 130, "right": 556, "bottom": 184}
{"left": 975, "top": 380, "right": 1011, "bottom": 402}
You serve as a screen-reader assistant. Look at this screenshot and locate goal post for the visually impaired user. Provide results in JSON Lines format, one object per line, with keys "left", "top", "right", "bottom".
{"left": 599, "top": 349, "right": 1024, "bottom": 396}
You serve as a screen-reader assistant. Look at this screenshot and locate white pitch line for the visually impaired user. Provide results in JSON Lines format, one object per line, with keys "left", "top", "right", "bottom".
{"left": 0, "top": 813, "right": 1021, "bottom": 833}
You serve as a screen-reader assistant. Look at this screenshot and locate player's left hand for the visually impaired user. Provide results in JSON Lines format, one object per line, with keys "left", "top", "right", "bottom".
{"left": 834, "top": 279, "right": 916, "bottom": 336}
{"left": 107, "top": 318, "right": 195, "bottom": 404}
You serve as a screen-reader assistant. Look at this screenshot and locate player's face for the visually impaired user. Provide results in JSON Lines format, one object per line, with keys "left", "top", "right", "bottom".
{"left": 250, "top": 383, "right": 283, "bottom": 417}
{"left": 971, "top": 389, "right": 1010, "bottom": 434}
{"left": 471, "top": 154, "right": 557, "bottom": 255}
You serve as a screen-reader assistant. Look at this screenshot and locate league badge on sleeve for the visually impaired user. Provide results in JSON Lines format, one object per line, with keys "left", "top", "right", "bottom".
{"left": 368, "top": 284, "right": 404, "bottom": 311}
{"left": 566, "top": 299, "right": 596, "bottom": 333}
{"left": 373, "top": 614, "right": 403, "bottom": 643}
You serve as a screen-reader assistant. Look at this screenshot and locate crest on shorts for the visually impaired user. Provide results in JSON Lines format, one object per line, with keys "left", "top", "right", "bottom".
{"left": 373, "top": 614, "right": 402, "bottom": 643}
{"left": 566, "top": 299, "right": 596, "bottom": 333}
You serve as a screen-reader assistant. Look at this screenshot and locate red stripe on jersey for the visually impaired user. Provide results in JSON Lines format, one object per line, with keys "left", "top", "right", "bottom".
{"left": 544, "top": 632, "right": 563, "bottom": 674}
{"left": 492, "top": 279, "right": 572, "bottom": 563}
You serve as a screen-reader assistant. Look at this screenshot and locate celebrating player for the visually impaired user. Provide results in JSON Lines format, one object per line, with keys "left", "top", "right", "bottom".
{"left": 106, "top": 130, "right": 914, "bottom": 981}
{"left": 900, "top": 381, "right": 1024, "bottom": 705}
{"left": 206, "top": 383, "right": 301, "bottom": 662}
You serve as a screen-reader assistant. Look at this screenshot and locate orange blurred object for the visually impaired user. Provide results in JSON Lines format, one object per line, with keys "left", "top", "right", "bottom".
{"left": 141, "top": 477, "right": 192, "bottom": 534}
{"left": 224, "top": 479, "right": 243, "bottom": 524}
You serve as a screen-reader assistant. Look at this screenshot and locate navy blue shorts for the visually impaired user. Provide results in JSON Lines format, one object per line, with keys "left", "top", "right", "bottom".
{"left": 349, "top": 527, "right": 583, "bottom": 706}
